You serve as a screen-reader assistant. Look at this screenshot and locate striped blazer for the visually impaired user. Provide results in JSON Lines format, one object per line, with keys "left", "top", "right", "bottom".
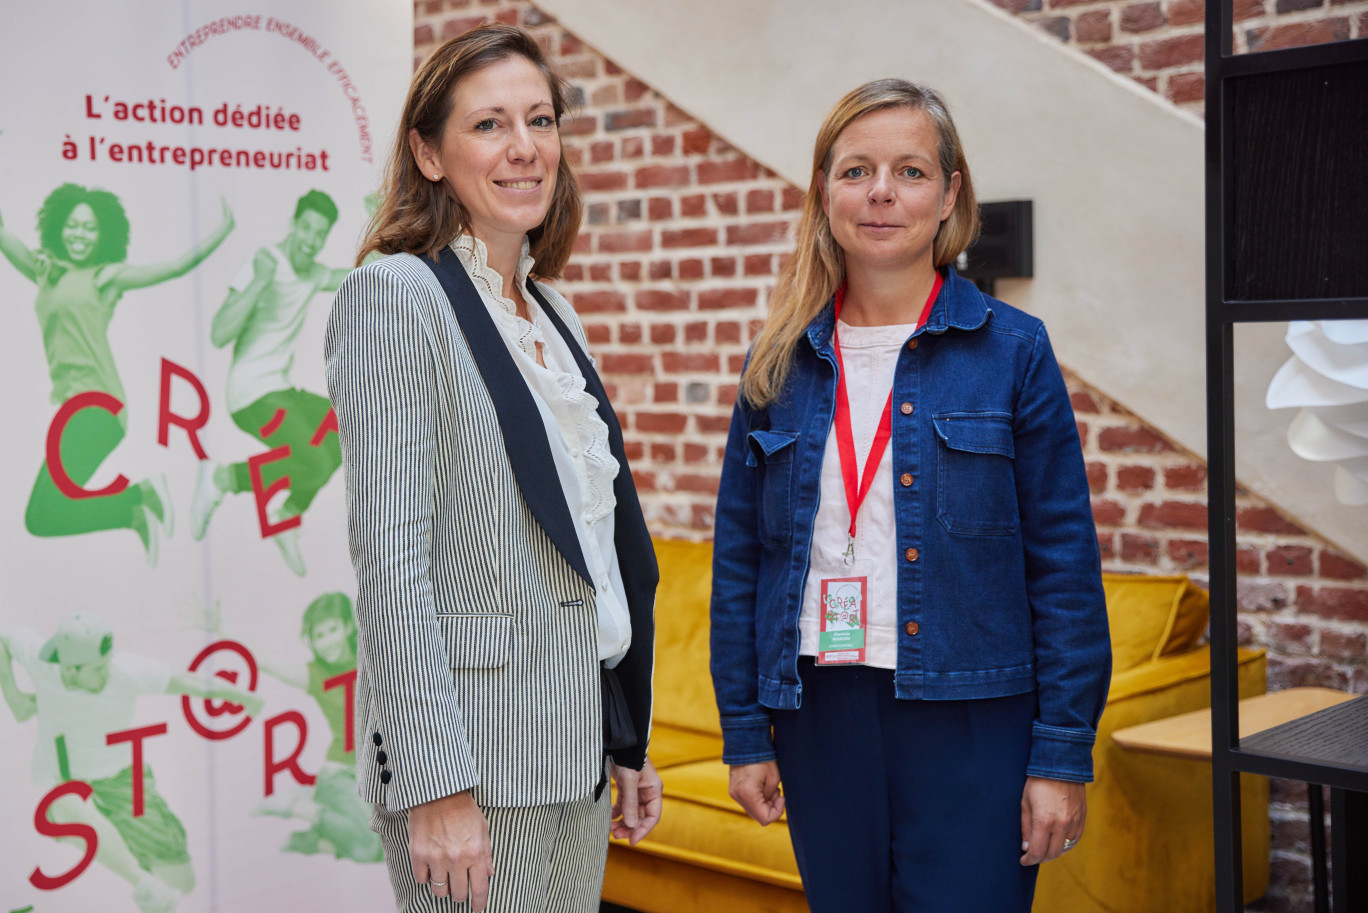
{"left": 324, "top": 247, "right": 658, "bottom": 813}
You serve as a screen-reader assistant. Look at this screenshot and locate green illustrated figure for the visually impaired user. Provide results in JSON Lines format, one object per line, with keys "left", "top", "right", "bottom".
{"left": 200, "top": 592, "right": 381, "bottom": 863}
{"left": 0, "top": 615, "right": 263, "bottom": 913}
{"left": 360, "top": 191, "right": 385, "bottom": 267}
{"left": 0, "top": 185, "right": 235, "bottom": 566}
{"left": 191, "top": 190, "right": 350, "bottom": 577}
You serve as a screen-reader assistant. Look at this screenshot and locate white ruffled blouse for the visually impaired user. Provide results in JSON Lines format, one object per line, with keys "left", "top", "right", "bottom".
{"left": 451, "top": 234, "right": 632, "bottom": 665}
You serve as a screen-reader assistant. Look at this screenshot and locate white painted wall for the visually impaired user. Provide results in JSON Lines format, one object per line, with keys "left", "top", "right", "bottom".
{"left": 540, "top": 0, "right": 1367, "bottom": 562}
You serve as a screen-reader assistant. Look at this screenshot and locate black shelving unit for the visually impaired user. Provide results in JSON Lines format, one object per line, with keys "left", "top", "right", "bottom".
{"left": 1205, "top": 6, "right": 1368, "bottom": 912}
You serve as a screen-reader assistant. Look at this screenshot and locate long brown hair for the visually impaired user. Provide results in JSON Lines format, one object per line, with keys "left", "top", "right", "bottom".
{"left": 740, "top": 79, "right": 980, "bottom": 408}
{"left": 357, "top": 23, "right": 582, "bottom": 277}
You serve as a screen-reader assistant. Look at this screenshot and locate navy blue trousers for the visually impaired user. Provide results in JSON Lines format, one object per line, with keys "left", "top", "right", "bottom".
{"left": 772, "top": 659, "right": 1038, "bottom": 913}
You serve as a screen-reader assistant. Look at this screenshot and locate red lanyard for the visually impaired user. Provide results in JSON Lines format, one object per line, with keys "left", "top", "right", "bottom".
{"left": 832, "top": 273, "right": 943, "bottom": 557}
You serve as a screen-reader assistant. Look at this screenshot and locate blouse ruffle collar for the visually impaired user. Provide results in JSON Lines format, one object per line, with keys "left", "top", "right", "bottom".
{"left": 451, "top": 233, "right": 620, "bottom": 525}
{"left": 452, "top": 234, "right": 541, "bottom": 359}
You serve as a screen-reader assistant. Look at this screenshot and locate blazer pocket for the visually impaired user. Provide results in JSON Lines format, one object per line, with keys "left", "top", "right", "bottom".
{"left": 933, "top": 412, "right": 1019, "bottom": 536}
{"left": 435, "top": 613, "right": 512, "bottom": 669}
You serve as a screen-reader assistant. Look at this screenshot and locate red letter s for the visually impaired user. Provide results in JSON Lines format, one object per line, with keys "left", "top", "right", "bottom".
{"left": 30, "top": 780, "right": 98, "bottom": 890}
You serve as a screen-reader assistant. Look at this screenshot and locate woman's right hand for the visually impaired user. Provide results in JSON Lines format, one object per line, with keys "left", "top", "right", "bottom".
{"left": 728, "top": 761, "right": 785, "bottom": 826}
{"left": 408, "top": 789, "right": 494, "bottom": 910}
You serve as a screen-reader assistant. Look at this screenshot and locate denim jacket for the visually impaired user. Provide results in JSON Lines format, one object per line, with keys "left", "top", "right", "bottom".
{"left": 709, "top": 267, "right": 1111, "bottom": 782}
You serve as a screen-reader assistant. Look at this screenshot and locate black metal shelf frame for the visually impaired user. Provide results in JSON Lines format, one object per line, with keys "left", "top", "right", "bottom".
{"left": 1206, "top": 5, "right": 1368, "bottom": 911}
{"left": 1215, "top": 299, "right": 1368, "bottom": 324}
{"left": 1229, "top": 751, "right": 1368, "bottom": 794}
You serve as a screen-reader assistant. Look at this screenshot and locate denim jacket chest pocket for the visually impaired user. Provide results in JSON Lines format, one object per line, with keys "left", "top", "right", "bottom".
{"left": 933, "top": 412, "right": 1019, "bottom": 536}
{"left": 746, "top": 429, "right": 798, "bottom": 546}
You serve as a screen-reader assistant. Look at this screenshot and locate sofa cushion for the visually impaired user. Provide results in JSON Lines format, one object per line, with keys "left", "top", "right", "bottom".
{"left": 652, "top": 539, "right": 723, "bottom": 736}
{"left": 650, "top": 723, "right": 724, "bottom": 770}
{"left": 1103, "top": 573, "right": 1210, "bottom": 673}
{"left": 620, "top": 759, "right": 800, "bottom": 889}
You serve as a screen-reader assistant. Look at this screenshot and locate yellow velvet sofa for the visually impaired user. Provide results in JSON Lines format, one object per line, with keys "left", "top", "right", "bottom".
{"left": 601, "top": 539, "right": 1269, "bottom": 913}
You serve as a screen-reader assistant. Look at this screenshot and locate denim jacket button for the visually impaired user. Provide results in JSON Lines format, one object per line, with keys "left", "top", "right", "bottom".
{"left": 900, "top": 472, "right": 914, "bottom": 487}
{"left": 905, "top": 547, "right": 920, "bottom": 562}
{"left": 900, "top": 402, "right": 914, "bottom": 415}
{"left": 907, "top": 338, "right": 918, "bottom": 351}
{"left": 905, "top": 622, "right": 920, "bottom": 636}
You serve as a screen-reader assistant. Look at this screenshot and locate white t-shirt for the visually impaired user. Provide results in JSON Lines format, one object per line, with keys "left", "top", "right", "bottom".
{"left": 798, "top": 318, "right": 919, "bottom": 669}
{"left": 452, "top": 235, "right": 633, "bottom": 667}
{"left": 224, "top": 245, "right": 326, "bottom": 412}
{"left": 9, "top": 628, "right": 172, "bottom": 783}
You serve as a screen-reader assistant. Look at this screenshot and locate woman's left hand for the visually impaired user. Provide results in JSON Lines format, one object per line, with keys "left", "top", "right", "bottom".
{"left": 610, "top": 757, "right": 663, "bottom": 845}
{"left": 1019, "top": 776, "right": 1086, "bottom": 866}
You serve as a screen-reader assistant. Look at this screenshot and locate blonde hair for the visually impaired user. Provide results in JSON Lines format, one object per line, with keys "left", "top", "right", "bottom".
{"left": 740, "top": 79, "right": 980, "bottom": 408}
{"left": 357, "top": 23, "right": 582, "bottom": 277}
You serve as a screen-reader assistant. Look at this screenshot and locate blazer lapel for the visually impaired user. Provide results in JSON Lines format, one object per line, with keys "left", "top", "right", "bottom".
{"left": 422, "top": 247, "right": 592, "bottom": 589}
{"left": 530, "top": 279, "right": 660, "bottom": 771}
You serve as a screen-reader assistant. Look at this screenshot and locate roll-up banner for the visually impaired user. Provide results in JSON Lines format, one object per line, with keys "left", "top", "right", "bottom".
{"left": 0, "top": 3, "right": 410, "bottom": 910}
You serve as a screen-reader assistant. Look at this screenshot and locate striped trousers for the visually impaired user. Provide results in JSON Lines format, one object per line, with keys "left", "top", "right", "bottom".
{"left": 372, "top": 787, "right": 610, "bottom": 913}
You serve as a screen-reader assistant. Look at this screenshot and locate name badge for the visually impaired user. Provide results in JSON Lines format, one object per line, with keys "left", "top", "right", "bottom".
{"left": 816, "top": 575, "right": 867, "bottom": 665}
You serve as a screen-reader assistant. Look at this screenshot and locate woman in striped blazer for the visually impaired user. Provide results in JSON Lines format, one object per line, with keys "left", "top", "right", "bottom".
{"left": 325, "top": 24, "right": 661, "bottom": 913}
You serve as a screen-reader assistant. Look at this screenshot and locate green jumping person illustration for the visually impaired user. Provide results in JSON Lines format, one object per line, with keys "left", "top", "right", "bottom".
{"left": 0, "top": 614, "right": 263, "bottom": 913}
{"left": 0, "top": 185, "right": 234, "bottom": 566}
{"left": 191, "top": 190, "right": 350, "bottom": 576}
{"left": 198, "top": 592, "right": 381, "bottom": 863}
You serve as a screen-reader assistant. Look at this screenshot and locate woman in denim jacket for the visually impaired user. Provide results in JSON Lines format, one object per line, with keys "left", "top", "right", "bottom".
{"left": 709, "top": 79, "right": 1111, "bottom": 912}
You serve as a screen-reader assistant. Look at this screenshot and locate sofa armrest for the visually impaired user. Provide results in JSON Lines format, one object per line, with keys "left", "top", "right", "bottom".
{"left": 1108, "top": 645, "right": 1266, "bottom": 704}
{"left": 1096, "top": 646, "right": 1267, "bottom": 752}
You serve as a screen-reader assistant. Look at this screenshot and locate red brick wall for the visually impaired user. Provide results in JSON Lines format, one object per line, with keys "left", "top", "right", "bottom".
{"left": 989, "top": 0, "right": 1368, "bottom": 111}
{"left": 412, "top": 3, "right": 1365, "bottom": 909}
